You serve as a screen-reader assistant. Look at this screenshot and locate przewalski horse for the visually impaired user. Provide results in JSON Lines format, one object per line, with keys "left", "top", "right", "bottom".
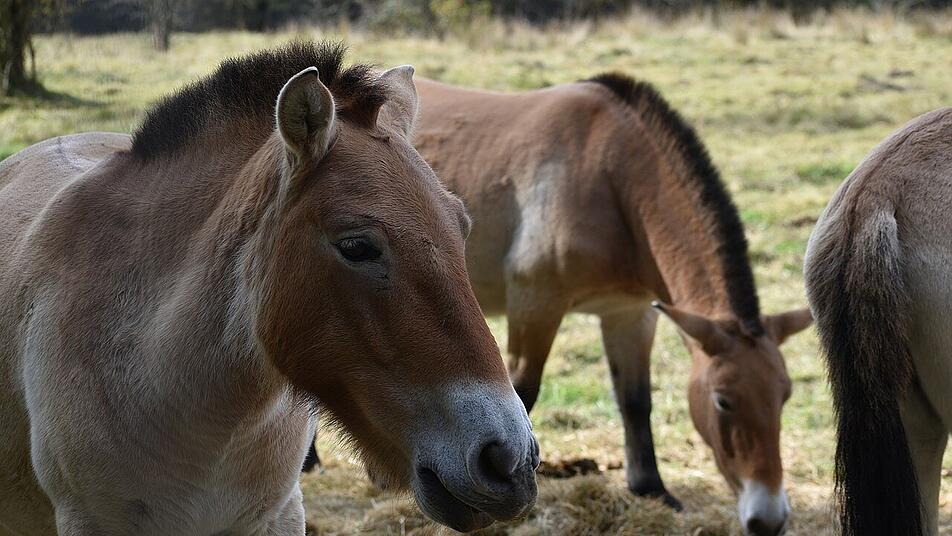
{"left": 805, "top": 108, "right": 952, "bottom": 536}
{"left": 414, "top": 74, "right": 813, "bottom": 535}
{"left": 0, "top": 42, "right": 537, "bottom": 535}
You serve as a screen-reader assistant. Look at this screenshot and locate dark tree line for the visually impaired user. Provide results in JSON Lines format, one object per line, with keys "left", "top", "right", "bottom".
{"left": 57, "top": 0, "right": 322, "bottom": 35}
{"left": 50, "top": 0, "right": 952, "bottom": 35}
{"left": 4, "top": 0, "right": 951, "bottom": 94}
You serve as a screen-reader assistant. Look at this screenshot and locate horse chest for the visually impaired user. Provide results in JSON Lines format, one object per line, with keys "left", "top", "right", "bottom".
{"left": 26, "top": 357, "right": 311, "bottom": 534}
{"left": 152, "top": 469, "right": 296, "bottom": 534}
{"left": 118, "top": 407, "right": 311, "bottom": 534}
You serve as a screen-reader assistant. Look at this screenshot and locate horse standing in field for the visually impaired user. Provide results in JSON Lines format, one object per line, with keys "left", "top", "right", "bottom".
{"left": 0, "top": 42, "right": 538, "bottom": 535}
{"left": 805, "top": 108, "right": 952, "bottom": 536}
{"left": 414, "top": 75, "right": 813, "bottom": 536}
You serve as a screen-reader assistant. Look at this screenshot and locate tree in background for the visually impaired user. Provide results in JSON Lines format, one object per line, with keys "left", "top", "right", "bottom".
{"left": 145, "top": 0, "right": 177, "bottom": 50}
{"left": 0, "top": 0, "right": 63, "bottom": 95}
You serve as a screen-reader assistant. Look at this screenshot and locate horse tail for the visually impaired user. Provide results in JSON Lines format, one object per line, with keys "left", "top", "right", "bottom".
{"left": 805, "top": 197, "right": 922, "bottom": 535}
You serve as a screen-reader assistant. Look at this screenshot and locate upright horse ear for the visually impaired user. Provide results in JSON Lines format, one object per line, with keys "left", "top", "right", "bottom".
{"left": 275, "top": 67, "right": 337, "bottom": 166}
{"left": 652, "top": 301, "right": 731, "bottom": 355}
{"left": 763, "top": 308, "right": 813, "bottom": 345}
{"left": 376, "top": 65, "right": 419, "bottom": 138}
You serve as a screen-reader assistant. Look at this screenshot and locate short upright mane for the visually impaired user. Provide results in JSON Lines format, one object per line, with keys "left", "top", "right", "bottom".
{"left": 131, "top": 41, "right": 386, "bottom": 159}
{"left": 587, "top": 73, "right": 763, "bottom": 335}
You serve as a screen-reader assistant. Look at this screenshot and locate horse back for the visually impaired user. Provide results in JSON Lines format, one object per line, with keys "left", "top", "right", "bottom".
{"left": 0, "top": 133, "right": 130, "bottom": 264}
{"left": 414, "top": 79, "right": 652, "bottom": 311}
{"left": 0, "top": 132, "right": 130, "bottom": 376}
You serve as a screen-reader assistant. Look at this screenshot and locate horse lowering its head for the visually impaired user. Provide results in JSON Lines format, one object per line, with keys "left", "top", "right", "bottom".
{"left": 0, "top": 42, "right": 536, "bottom": 534}
{"left": 653, "top": 303, "right": 810, "bottom": 535}
{"left": 413, "top": 74, "right": 812, "bottom": 536}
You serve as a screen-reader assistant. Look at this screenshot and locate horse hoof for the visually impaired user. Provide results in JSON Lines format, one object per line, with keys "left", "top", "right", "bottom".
{"left": 659, "top": 492, "right": 683, "bottom": 512}
{"left": 629, "top": 484, "right": 684, "bottom": 512}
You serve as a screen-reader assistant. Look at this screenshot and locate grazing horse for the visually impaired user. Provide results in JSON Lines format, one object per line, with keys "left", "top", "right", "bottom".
{"left": 414, "top": 74, "right": 813, "bottom": 535}
{"left": 0, "top": 42, "right": 538, "bottom": 535}
{"left": 805, "top": 108, "right": 952, "bottom": 536}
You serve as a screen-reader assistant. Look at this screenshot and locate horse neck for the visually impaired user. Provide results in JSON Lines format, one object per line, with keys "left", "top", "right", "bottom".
{"left": 137, "top": 134, "right": 292, "bottom": 427}
{"left": 618, "top": 145, "right": 740, "bottom": 321}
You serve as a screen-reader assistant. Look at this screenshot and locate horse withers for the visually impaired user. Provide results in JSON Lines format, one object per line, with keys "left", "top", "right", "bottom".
{"left": 0, "top": 42, "right": 537, "bottom": 535}
{"left": 412, "top": 75, "right": 812, "bottom": 536}
{"left": 805, "top": 107, "right": 952, "bottom": 536}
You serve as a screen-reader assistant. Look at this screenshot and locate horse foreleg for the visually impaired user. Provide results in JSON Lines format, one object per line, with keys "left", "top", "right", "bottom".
{"left": 601, "top": 305, "right": 681, "bottom": 510}
{"left": 505, "top": 293, "right": 565, "bottom": 413}
{"left": 301, "top": 438, "right": 321, "bottom": 473}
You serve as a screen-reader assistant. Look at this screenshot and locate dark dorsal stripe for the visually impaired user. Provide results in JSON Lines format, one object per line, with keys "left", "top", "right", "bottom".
{"left": 131, "top": 41, "right": 386, "bottom": 159}
{"left": 586, "top": 72, "right": 764, "bottom": 335}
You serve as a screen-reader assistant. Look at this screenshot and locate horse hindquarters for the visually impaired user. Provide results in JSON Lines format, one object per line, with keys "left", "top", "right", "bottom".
{"left": 902, "top": 249, "right": 952, "bottom": 534}
{"left": 806, "top": 203, "right": 923, "bottom": 536}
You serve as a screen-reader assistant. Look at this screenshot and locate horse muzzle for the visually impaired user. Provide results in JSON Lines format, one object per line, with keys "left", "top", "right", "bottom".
{"left": 738, "top": 480, "right": 790, "bottom": 536}
{"left": 408, "top": 383, "right": 540, "bottom": 531}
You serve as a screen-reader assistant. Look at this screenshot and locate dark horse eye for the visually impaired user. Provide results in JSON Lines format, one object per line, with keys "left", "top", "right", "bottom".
{"left": 336, "top": 238, "right": 381, "bottom": 263}
{"left": 713, "top": 393, "right": 734, "bottom": 413}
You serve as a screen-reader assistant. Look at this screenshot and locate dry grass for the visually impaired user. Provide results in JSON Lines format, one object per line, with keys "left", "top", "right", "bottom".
{"left": 3, "top": 6, "right": 952, "bottom": 535}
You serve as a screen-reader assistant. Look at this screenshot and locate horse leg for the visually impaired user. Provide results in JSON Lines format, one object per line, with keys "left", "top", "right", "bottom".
{"left": 600, "top": 305, "right": 681, "bottom": 510}
{"left": 900, "top": 379, "right": 948, "bottom": 535}
{"left": 505, "top": 294, "right": 565, "bottom": 412}
{"left": 301, "top": 407, "right": 321, "bottom": 473}
{"left": 301, "top": 438, "right": 321, "bottom": 473}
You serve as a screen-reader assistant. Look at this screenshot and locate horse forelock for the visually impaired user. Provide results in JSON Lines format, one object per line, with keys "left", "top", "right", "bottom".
{"left": 130, "top": 41, "right": 387, "bottom": 160}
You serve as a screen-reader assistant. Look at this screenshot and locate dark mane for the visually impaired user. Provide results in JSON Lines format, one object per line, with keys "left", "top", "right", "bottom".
{"left": 131, "top": 41, "right": 386, "bottom": 159}
{"left": 586, "top": 72, "right": 763, "bottom": 335}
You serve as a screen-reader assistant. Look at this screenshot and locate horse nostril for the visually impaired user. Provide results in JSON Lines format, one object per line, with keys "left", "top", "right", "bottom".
{"left": 746, "top": 517, "right": 784, "bottom": 536}
{"left": 477, "top": 442, "right": 519, "bottom": 483}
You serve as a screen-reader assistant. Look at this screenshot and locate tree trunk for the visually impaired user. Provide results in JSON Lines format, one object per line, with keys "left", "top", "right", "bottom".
{"left": 2, "top": 0, "right": 31, "bottom": 95}
{"left": 149, "top": 0, "right": 175, "bottom": 51}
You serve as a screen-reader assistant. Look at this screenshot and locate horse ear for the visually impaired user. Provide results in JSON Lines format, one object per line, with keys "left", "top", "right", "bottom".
{"left": 652, "top": 301, "right": 731, "bottom": 355}
{"left": 763, "top": 308, "right": 813, "bottom": 344}
{"left": 376, "top": 65, "right": 419, "bottom": 138}
{"left": 275, "top": 67, "right": 337, "bottom": 166}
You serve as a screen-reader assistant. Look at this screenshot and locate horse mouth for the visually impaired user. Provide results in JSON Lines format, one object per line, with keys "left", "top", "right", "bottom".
{"left": 413, "top": 467, "right": 495, "bottom": 532}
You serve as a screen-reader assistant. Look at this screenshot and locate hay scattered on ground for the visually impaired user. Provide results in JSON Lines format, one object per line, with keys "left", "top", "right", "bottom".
{"left": 301, "top": 451, "right": 847, "bottom": 535}
{"left": 537, "top": 458, "right": 602, "bottom": 479}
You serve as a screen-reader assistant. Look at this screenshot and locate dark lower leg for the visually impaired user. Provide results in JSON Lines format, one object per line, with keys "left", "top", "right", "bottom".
{"left": 506, "top": 311, "right": 563, "bottom": 413}
{"left": 509, "top": 347, "right": 548, "bottom": 412}
{"left": 301, "top": 438, "right": 321, "bottom": 473}
{"left": 601, "top": 308, "right": 681, "bottom": 510}
{"left": 618, "top": 384, "right": 681, "bottom": 510}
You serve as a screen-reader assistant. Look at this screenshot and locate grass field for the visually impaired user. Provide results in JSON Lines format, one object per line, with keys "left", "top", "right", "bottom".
{"left": 4, "top": 8, "right": 952, "bottom": 535}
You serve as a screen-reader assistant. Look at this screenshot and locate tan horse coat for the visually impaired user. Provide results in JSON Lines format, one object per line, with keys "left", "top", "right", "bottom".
{"left": 806, "top": 107, "right": 952, "bottom": 536}
{"left": 0, "top": 44, "right": 537, "bottom": 535}
{"left": 413, "top": 76, "right": 811, "bottom": 536}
